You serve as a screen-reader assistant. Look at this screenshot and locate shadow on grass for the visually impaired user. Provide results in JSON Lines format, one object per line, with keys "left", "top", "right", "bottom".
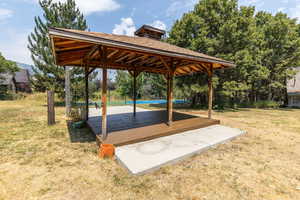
{"left": 276, "top": 107, "right": 300, "bottom": 111}
{"left": 146, "top": 103, "right": 193, "bottom": 109}
{"left": 147, "top": 103, "right": 300, "bottom": 113}
{"left": 145, "top": 103, "right": 254, "bottom": 113}
{"left": 66, "top": 120, "right": 96, "bottom": 143}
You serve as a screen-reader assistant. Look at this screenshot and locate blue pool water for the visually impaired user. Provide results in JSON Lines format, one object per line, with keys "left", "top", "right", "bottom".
{"left": 126, "top": 99, "right": 186, "bottom": 104}
{"left": 75, "top": 99, "right": 187, "bottom": 107}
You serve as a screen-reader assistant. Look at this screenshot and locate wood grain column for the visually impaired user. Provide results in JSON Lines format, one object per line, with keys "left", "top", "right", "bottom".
{"left": 133, "top": 70, "right": 137, "bottom": 116}
{"left": 47, "top": 90, "right": 55, "bottom": 125}
{"left": 102, "top": 68, "right": 108, "bottom": 140}
{"left": 167, "top": 74, "right": 173, "bottom": 126}
{"left": 208, "top": 66, "right": 213, "bottom": 119}
{"left": 85, "top": 66, "right": 89, "bottom": 121}
{"left": 166, "top": 75, "right": 169, "bottom": 114}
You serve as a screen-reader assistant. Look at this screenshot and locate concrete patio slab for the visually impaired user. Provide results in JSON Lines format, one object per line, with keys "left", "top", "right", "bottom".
{"left": 115, "top": 125, "right": 246, "bottom": 175}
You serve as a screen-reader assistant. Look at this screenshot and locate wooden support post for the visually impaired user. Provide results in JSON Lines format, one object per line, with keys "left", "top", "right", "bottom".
{"left": 47, "top": 90, "right": 55, "bottom": 125}
{"left": 102, "top": 68, "right": 108, "bottom": 140}
{"left": 167, "top": 74, "right": 173, "bottom": 126}
{"left": 208, "top": 66, "right": 213, "bottom": 119}
{"left": 65, "top": 66, "right": 71, "bottom": 117}
{"left": 165, "top": 74, "right": 169, "bottom": 114}
{"left": 84, "top": 66, "right": 89, "bottom": 121}
{"left": 133, "top": 70, "right": 137, "bottom": 116}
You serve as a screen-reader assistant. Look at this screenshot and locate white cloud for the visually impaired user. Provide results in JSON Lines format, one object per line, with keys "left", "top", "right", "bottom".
{"left": 0, "top": 29, "right": 32, "bottom": 64}
{"left": 239, "top": 0, "right": 264, "bottom": 8}
{"left": 166, "top": 0, "right": 197, "bottom": 17}
{"left": 290, "top": 4, "right": 300, "bottom": 21}
{"left": 277, "top": 7, "right": 286, "bottom": 12}
{"left": 112, "top": 17, "right": 136, "bottom": 36}
{"left": 0, "top": 8, "right": 13, "bottom": 21}
{"left": 26, "top": 0, "right": 120, "bottom": 15}
{"left": 150, "top": 20, "right": 166, "bottom": 30}
{"left": 247, "top": 0, "right": 260, "bottom": 4}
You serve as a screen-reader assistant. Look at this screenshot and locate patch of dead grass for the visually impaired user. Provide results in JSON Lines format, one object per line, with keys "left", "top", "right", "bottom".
{"left": 0, "top": 94, "right": 299, "bottom": 200}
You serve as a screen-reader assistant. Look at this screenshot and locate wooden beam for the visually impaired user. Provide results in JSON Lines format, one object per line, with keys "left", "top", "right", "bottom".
{"left": 102, "top": 68, "right": 108, "bottom": 140}
{"left": 135, "top": 71, "right": 142, "bottom": 77}
{"left": 56, "top": 46, "right": 91, "bottom": 55}
{"left": 167, "top": 74, "right": 174, "bottom": 126}
{"left": 55, "top": 40, "right": 77, "bottom": 46}
{"left": 190, "top": 65, "right": 203, "bottom": 72}
{"left": 208, "top": 65, "right": 213, "bottom": 119}
{"left": 88, "top": 61, "right": 169, "bottom": 74}
{"left": 87, "top": 67, "right": 96, "bottom": 76}
{"left": 83, "top": 45, "right": 99, "bottom": 61}
{"left": 58, "top": 58, "right": 82, "bottom": 66}
{"left": 138, "top": 56, "right": 156, "bottom": 65}
{"left": 160, "top": 56, "right": 171, "bottom": 72}
{"left": 128, "top": 70, "right": 134, "bottom": 77}
{"left": 107, "top": 49, "right": 119, "bottom": 59}
{"left": 133, "top": 70, "right": 137, "bottom": 116}
{"left": 107, "top": 50, "right": 123, "bottom": 63}
{"left": 47, "top": 90, "right": 55, "bottom": 125}
{"left": 197, "top": 63, "right": 211, "bottom": 76}
{"left": 160, "top": 57, "right": 177, "bottom": 75}
{"left": 115, "top": 52, "right": 133, "bottom": 63}
{"left": 57, "top": 48, "right": 91, "bottom": 64}
{"left": 98, "top": 45, "right": 109, "bottom": 140}
{"left": 50, "top": 36, "right": 57, "bottom": 65}
{"left": 126, "top": 55, "right": 145, "bottom": 64}
{"left": 85, "top": 66, "right": 89, "bottom": 121}
{"left": 146, "top": 57, "right": 160, "bottom": 65}
{"left": 56, "top": 44, "right": 93, "bottom": 52}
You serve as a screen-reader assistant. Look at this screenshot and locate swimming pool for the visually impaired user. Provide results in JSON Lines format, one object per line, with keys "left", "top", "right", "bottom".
{"left": 125, "top": 99, "right": 186, "bottom": 104}
{"left": 75, "top": 99, "right": 187, "bottom": 107}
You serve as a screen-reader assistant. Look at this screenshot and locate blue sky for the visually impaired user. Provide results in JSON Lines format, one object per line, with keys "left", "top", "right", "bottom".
{"left": 0, "top": 0, "right": 299, "bottom": 65}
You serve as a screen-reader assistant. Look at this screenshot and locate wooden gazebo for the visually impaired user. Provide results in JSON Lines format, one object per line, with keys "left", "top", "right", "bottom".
{"left": 49, "top": 25, "right": 235, "bottom": 145}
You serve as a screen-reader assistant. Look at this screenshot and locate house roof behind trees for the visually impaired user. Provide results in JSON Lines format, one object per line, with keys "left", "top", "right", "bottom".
{"left": 15, "top": 69, "right": 30, "bottom": 83}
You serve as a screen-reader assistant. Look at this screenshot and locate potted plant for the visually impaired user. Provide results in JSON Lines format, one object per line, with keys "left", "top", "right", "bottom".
{"left": 70, "top": 106, "right": 85, "bottom": 129}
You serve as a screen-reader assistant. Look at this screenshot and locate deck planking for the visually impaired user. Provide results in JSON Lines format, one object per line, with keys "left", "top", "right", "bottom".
{"left": 86, "top": 108, "right": 220, "bottom": 146}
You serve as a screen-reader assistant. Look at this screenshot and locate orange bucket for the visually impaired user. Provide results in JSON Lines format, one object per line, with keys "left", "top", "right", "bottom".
{"left": 99, "top": 144, "right": 115, "bottom": 158}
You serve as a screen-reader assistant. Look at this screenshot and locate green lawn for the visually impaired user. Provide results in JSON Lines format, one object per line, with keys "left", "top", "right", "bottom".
{"left": 0, "top": 93, "right": 299, "bottom": 200}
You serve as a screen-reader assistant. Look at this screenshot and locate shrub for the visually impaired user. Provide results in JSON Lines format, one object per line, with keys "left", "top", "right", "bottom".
{"left": 69, "top": 105, "right": 86, "bottom": 122}
{"left": 0, "top": 91, "right": 27, "bottom": 100}
{"left": 69, "top": 108, "right": 82, "bottom": 122}
{"left": 253, "top": 100, "right": 280, "bottom": 109}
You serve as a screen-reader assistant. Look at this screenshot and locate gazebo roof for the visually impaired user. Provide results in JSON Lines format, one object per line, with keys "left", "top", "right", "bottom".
{"left": 49, "top": 27, "right": 235, "bottom": 76}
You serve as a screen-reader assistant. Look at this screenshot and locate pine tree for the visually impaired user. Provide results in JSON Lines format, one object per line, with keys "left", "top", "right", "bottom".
{"left": 28, "top": 0, "right": 88, "bottom": 97}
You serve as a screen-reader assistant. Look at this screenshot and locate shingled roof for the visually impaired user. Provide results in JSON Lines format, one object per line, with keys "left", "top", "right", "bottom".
{"left": 15, "top": 69, "right": 30, "bottom": 83}
{"left": 49, "top": 27, "right": 235, "bottom": 76}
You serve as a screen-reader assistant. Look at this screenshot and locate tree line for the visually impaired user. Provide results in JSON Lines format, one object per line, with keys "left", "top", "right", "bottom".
{"left": 167, "top": 0, "right": 300, "bottom": 108}
{"left": 27, "top": 0, "right": 300, "bottom": 108}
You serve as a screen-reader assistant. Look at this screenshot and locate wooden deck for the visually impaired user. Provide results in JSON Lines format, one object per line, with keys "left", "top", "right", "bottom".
{"left": 87, "top": 108, "right": 220, "bottom": 146}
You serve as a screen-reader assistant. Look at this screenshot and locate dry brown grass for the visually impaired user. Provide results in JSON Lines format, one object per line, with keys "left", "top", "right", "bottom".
{"left": 0, "top": 94, "right": 299, "bottom": 200}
